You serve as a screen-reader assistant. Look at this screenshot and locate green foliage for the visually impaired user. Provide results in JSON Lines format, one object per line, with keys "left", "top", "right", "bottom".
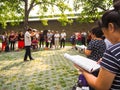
{"left": 41, "top": 20, "right": 48, "bottom": 26}
{"left": 0, "top": 0, "right": 114, "bottom": 29}
{"left": 74, "top": 0, "right": 113, "bottom": 22}
{"left": 0, "top": 0, "right": 24, "bottom": 29}
{"left": 58, "top": 14, "right": 73, "bottom": 26}
{"left": 0, "top": 0, "right": 74, "bottom": 29}
{"left": 57, "top": 1, "right": 72, "bottom": 13}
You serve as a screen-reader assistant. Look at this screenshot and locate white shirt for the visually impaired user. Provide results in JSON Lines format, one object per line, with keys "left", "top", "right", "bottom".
{"left": 104, "top": 38, "right": 113, "bottom": 49}
{"left": 61, "top": 32, "right": 66, "bottom": 39}
{"left": 24, "top": 31, "right": 31, "bottom": 46}
{"left": 36, "top": 33, "right": 39, "bottom": 39}
{"left": 54, "top": 33, "right": 60, "bottom": 40}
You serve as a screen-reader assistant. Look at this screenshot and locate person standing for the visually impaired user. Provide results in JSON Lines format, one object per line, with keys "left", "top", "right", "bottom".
{"left": 46, "top": 30, "right": 52, "bottom": 49}
{"left": 60, "top": 30, "right": 66, "bottom": 48}
{"left": 18, "top": 31, "right": 24, "bottom": 50}
{"left": 76, "top": 32, "right": 82, "bottom": 45}
{"left": 81, "top": 31, "right": 87, "bottom": 46}
{"left": 70, "top": 32, "right": 76, "bottom": 49}
{"left": 54, "top": 31, "right": 60, "bottom": 49}
{"left": 24, "top": 28, "right": 35, "bottom": 62}
{"left": 9, "top": 31, "right": 16, "bottom": 51}
{"left": 86, "top": 31, "right": 92, "bottom": 45}
{"left": 50, "top": 30, "right": 55, "bottom": 48}
{"left": 39, "top": 30, "right": 45, "bottom": 49}
{"left": 1, "top": 32, "right": 7, "bottom": 51}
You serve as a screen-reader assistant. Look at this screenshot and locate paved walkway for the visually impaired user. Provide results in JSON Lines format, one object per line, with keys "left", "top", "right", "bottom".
{"left": 0, "top": 46, "right": 82, "bottom": 90}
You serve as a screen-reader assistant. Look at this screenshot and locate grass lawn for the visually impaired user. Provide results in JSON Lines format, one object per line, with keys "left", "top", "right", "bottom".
{"left": 0, "top": 45, "right": 81, "bottom": 90}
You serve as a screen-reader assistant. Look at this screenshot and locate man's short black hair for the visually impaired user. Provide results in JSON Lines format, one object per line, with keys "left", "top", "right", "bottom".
{"left": 27, "top": 28, "right": 32, "bottom": 31}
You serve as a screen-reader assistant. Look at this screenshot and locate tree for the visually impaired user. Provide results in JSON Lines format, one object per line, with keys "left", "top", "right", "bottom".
{"left": 73, "top": 0, "right": 113, "bottom": 23}
{"left": 0, "top": 0, "right": 24, "bottom": 28}
{"left": 0, "top": 0, "right": 115, "bottom": 29}
{"left": 0, "top": 0, "right": 72, "bottom": 30}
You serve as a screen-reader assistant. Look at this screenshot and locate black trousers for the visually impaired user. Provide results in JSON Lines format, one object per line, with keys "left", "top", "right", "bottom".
{"left": 81, "top": 37, "right": 86, "bottom": 45}
{"left": 10, "top": 41, "right": 15, "bottom": 51}
{"left": 39, "top": 40, "right": 44, "bottom": 48}
{"left": 46, "top": 42, "right": 49, "bottom": 48}
{"left": 24, "top": 46, "right": 32, "bottom": 60}
{"left": 60, "top": 38, "right": 65, "bottom": 48}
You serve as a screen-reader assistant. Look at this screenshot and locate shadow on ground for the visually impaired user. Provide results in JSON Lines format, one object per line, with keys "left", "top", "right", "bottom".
{"left": 0, "top": 46, "right": 81, "bottom": 90}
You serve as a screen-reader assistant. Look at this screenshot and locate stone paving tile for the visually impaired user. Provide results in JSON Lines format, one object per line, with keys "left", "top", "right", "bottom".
{"left": 0, "top": 47, "right": 82, "bottom": 90}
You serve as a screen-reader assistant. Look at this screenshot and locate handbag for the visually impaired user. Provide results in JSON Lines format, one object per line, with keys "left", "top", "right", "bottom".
{"left": 72, "top": 74, "right": 89, "bottom": 90}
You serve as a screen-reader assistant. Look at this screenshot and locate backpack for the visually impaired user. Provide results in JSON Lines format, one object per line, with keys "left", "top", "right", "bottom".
{"left": 72, "top": 74, "right": 89, "bottom": 90}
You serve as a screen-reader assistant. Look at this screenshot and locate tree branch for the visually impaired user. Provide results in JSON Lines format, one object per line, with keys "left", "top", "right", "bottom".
{"left": 20, "top": 0, "right": 25, "bottom": 2}
{"left": 88, "top": 0, "right": 107, "bottom": 11}
{"left": 27, "top": 0, "right": 57, "bottom": 14}
{"left": 33, "top": 1, "right": 57, "bottom": 7}
{"left": 28, "top": 0, "right": 35, "bottom": 14}
{"left": 97, "top": 5, "right": 107, "bottom": 11}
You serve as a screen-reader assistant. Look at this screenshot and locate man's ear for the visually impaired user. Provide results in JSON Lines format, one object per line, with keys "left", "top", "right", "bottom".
{"left": 108, "top": 23, "right": 115, "bottom": 32}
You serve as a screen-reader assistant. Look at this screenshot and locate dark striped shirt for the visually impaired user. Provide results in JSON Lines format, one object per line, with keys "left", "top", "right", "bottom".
{"left": 101, "top": 43, "right": 120, "bottom": 90}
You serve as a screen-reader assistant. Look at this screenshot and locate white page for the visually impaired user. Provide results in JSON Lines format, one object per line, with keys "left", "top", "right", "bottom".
{"left": 76, "top": 45, "right": 87, "bottom": 49}
{"left": 64, "top": 53, "right": 100, "bottom": 73}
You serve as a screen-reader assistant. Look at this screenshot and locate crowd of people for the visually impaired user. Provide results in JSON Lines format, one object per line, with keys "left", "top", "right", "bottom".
{"left": 0, "top": 29, "right": 67, "bottom": 52}
{"left": 1, "top": 1, "right": 120, "bottom": 89}
{"left": 0, "top": 28, "right": 93, "bottom": 53}
{"left": 70, "top": 31, "right": 91, "bottom": 49}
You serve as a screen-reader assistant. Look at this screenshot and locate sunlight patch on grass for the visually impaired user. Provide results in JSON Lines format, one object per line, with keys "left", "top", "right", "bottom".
{"left": 0, "top": 46, "right": 80, "bottom": 90}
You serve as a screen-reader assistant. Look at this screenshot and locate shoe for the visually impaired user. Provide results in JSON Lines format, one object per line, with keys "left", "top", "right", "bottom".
{"left": 24, "top": 60, "right": 29, "bottom": 62}
{"left": 30, "top": 58, "right": 34, "bottom": 60}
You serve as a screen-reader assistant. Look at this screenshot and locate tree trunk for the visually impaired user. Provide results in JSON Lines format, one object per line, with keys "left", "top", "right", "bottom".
{"left": 24, "top": 0, "right": 35, "bottom": 30}
{"left": 24, "top": 0, "right": 29, "bottom": 30}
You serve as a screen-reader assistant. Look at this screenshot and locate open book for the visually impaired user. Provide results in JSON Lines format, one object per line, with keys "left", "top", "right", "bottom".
{"left": 76, "top": 45, "right": 87, "bottom": 50}
{"left": 64, "top": 53, "right": 100, "bottom": 73}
